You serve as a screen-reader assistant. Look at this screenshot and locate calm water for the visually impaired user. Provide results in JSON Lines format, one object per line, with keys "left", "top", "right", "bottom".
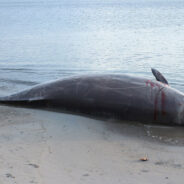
{"left": 0, "top": 0, "right": 184, "bottom": 95}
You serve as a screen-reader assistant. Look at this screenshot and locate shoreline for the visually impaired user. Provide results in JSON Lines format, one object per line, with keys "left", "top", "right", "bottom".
{"left": 0, "top": 105, "right": 184, "bottom": 183}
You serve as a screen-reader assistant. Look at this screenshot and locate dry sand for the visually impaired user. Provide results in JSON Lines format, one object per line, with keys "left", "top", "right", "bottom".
{"left": 0, "top": 105, "right": 184, "bottom": 184}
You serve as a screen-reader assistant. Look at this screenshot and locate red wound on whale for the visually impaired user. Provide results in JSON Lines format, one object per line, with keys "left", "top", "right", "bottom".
{"left": 161, "top": 91, "right": 166, "bottom": 115}
{"left": 146, "top": 80, "right": 161, "bottom": 88}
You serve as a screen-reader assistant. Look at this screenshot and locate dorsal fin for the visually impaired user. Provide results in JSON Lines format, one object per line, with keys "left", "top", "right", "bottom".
{"left": 151, "top": 68, "right": 169, "bottom": 85}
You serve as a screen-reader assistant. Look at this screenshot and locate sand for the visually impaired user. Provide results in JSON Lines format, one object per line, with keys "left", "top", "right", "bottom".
{"left": 0, "top": 105, "right": 184, "bottom": 184}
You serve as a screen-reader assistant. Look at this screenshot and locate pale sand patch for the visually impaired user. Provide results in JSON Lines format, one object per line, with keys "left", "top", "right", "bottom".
{"left": 0, "top": 105, "right": 183, "bottom": 184}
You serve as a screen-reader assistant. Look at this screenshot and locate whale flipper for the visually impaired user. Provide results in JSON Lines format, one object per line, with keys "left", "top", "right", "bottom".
{"left": 151, "top": 68, "right": 169, "bottom": 85}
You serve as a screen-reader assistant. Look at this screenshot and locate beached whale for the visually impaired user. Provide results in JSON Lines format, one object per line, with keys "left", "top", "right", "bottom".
{"left": 0, "top": 69, "right": 183, "bottom": 125}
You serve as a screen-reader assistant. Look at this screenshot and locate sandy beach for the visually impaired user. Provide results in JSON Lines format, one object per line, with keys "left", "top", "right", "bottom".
{"left": 0, "top": 105, "right": 183, "bottom": 184}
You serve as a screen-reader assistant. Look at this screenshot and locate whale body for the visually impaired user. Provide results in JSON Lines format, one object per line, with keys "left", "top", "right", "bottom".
{"left": 0, "top": 70, "right": 184, "bottom": 125}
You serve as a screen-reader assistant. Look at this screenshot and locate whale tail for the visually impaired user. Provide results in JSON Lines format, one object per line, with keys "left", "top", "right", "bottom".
{"left": 151, "top": 68, "right": 169, "bottom": 85}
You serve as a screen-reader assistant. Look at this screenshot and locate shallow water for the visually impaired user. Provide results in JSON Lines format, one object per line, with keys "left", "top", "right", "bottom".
{"left": 103, "top": 118, "right": 184, "bottom": 145}
{"left": 144, "top": 124, "right": 184, "bottom": 145}
{"left": 0, "top": 0, "right": 184, "bottom": 95}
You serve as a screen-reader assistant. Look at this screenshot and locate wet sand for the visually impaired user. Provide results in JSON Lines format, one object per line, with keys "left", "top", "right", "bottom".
{"left": 0, "top": 105, "right": 184, "bottom": 184}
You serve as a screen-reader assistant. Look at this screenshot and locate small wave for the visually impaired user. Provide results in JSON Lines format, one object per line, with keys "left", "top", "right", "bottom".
{"left": 0, "top": 68, "right": 33, "bottom": 71}
{"left": 0, "top": 79, "right": 38, "bottom": 86}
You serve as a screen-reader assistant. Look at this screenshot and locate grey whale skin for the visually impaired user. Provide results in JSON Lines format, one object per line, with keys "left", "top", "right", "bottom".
{"left": 0, "top": 72, "right": 184, "bottom": 125}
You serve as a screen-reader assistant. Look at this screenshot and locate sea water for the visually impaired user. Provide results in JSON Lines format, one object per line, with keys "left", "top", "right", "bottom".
{"left": 0, "top": 0, "right": 184, "bottom": 95}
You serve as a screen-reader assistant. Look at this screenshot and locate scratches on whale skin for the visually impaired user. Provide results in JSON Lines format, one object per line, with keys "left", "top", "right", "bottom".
{"left": 161, "top": 91, "right": 166, "bottom": 116}
{"left": 146, "top": 80, "right": 161, "bottom": 88}
{"left": 154, "top": 93, "right": 159, "bottom": 121}
{"left": 146, "top": 80, "right": 155, "bottom": 88}
{"left": 145, "top": 80, "right": 166, "bottom": 120}
{"left": 145, "top": 80, "right": 160, "bottom": 121}
{"left": 154, "top": 90, "right": 166, "bottom": 121}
